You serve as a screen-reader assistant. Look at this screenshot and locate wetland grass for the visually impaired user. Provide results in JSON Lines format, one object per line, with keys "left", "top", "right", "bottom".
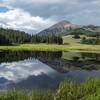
{"left": 0, "top": 78, "right": 100, "bottom": 100}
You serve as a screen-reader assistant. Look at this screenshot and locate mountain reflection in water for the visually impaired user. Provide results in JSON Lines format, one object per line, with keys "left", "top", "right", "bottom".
{"left": 0, "top": 51, "right": 100, "bottom": 90}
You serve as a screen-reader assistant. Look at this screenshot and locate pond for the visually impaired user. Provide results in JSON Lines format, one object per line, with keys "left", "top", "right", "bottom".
{"left": 0, "top": 51, "right": 100, "bottom": 90}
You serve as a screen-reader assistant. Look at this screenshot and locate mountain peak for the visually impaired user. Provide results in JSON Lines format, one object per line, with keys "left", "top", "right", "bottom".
{"left": 38, "top": 20, "right": 80, "bottom": 35}
{"left": 50, "top": 20, "right": 72, "bottom": 29}
{"left": 58, "top": 20, "right": 71, "bottom": 24}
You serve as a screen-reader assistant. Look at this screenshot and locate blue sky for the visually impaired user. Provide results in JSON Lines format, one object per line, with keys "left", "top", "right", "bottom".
{"left": 0, "top": 0, "right": 100, "bottom": 33}
{"left": 0, "top": 7, "right": 9, "bottom": 12}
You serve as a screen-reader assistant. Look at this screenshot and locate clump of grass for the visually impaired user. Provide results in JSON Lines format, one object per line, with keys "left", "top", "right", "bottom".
{"left": 55, "top": 80, "right": 78, "bottom": 100}
{"left": 0, "top": 89, "right": 54, "bottom": 100}
{"left": 31, "top": 90, "right": 53, "bottom": 100}
{"left": 55, "top": 78, "right": 100, "bottom": 100}
{"left": 0, "top": 79, "right": 100, "bottom": 100}
{"left": 0, "top": 89, "right": 29, "bottom": 100}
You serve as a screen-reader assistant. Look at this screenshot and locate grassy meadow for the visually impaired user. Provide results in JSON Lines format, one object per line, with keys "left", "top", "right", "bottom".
{"left": 0, "top": 35, "right": 100, "bottom": 53}
{"left": 0, "top": 78, "right": 100, "bottom": 100}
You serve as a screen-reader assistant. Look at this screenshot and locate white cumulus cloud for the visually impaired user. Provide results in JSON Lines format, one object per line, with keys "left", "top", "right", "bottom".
{"left": 0, "top": 8, "right": 55, "bottom": 33}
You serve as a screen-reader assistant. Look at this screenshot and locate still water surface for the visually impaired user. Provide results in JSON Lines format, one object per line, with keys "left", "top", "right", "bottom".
{"left": 0, "top": 51, "right": 100, "bottom": 90}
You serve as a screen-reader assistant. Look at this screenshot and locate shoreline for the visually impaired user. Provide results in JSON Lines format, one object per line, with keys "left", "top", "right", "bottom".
{"left": 0, "top": 44, "right": 100, "bottom": 53}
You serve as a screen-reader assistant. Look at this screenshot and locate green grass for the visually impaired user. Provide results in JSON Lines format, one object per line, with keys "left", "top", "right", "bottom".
{"left": 63, "top": 35, "right": 94, "bottom": 45}
{"left": 0, "top": 89, "right": 53, "bottom": 100}
{"left": 63, "top": 35, "right": 82, "bottom": 45}
{"left": 1, "top": 78, "right": 100, "bottom": 100}
{"left": 0, "top": 35, "right": 100, "bottom": 53}
{"left": 95, "top": 27, "right": 100, "bottom": 32}
{"left": 56, "top": 79, "right": 100, "bottom": 100}
{"left": 0, "top": 43, "right": 100, "bottom": 53}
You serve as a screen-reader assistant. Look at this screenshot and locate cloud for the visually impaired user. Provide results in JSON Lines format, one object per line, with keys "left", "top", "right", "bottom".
{"left": 0, "top": 0, "right": 100, "bottom": 33}
{"left": 0, "top": 8, "right": 55, "bottom": 33}
{"left": 0, "top": 59, "right": 57, "bottom": 82}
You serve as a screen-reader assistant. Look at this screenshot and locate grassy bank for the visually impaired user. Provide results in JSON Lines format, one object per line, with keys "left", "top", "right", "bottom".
{"left": 0, "top": 43, "right": 100, "bottom": 53}
{"left": 0, "top": 35, "right": 100, "bottom": 53}
{"left": 0, "top": 78, "right": 100, "bottom": 100}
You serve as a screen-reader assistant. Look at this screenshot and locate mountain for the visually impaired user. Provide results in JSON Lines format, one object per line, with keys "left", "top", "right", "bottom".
{"left": 38, "top": 20, "right": 100, "bottom": 36}
{"left": 83, "top": 25, "right": 100, "bottom": 33}
{"left": 38, "top": 20, "right": 80, "bottom": 35}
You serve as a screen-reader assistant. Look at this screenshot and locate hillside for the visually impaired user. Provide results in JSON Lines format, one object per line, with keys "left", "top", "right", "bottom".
{"left": 83, "top": 25, "right": 100, "bottom": 32}
{"left": 64, "top": 28, "right": 96, "bottom": 36}
{"left": 0, "top": 28, "right": 31, "bottom": 44}
{"left": 65, "top": 25, "right": 100, "bottom": 36}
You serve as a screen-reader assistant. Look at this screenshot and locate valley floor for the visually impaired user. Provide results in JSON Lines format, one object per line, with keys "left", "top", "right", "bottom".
{"left": 0, "top": 43, "right": 100, "bottom": 53}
